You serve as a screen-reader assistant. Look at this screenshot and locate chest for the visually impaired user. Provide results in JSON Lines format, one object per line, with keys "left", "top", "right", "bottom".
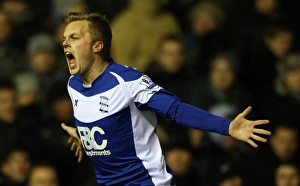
{"left": 69, "top": 83, "right": 131, "bottom": 124}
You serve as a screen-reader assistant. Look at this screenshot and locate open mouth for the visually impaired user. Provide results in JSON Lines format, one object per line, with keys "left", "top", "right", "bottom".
{"left": 65, "top": 52, "right": 75, "bottom": 61}
{"left": 65, "top": 52, "right": 76, "bottom": 69}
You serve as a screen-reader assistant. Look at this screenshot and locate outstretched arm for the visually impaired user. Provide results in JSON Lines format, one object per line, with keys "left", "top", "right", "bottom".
{"left": 229, "top": 106, "right": 271, "bottom": 147}
{"left": 140, "top": 90, "right": 271, "bottom": 147}
{"left": 61, "top": 123, "right": 84, "bottom": 162}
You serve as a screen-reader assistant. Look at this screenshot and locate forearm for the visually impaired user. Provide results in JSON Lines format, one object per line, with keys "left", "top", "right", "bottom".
{"left": 166, "top": 101, "right": 231, "bottom": 135}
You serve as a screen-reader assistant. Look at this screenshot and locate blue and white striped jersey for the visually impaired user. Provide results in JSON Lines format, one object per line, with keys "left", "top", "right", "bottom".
{"left": 67, "top": 59, "right": 231, "bottom": 185}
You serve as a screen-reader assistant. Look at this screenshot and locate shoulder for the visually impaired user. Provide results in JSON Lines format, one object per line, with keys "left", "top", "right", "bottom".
{"left": 108, "top": 60, "right": 144, "bottom": 82}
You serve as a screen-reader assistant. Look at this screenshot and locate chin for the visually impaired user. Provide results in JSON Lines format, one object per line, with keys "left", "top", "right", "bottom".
{"left": 69, "top": 69, "right": 79, "bottom": 76}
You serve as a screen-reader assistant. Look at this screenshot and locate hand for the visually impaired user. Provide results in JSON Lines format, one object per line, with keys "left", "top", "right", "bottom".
{"left": 61, "top": 123, "right": 84, "bottom": 162}
{"left": 229, "top": 106, "right": 271, "bottom": 148}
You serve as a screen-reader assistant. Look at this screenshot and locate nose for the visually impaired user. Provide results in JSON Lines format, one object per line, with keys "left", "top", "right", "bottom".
{"left": 63, "top": 39, "right": 70, "bottom": 49}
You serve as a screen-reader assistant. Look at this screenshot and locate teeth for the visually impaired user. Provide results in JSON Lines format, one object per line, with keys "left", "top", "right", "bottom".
{"left": 66, "top": 52, "right": 71, "bottom": 55}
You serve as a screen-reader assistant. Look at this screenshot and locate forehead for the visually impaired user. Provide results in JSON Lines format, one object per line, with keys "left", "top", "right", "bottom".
{"left": 64, "top": 20, "right": 90, "bottom": 36}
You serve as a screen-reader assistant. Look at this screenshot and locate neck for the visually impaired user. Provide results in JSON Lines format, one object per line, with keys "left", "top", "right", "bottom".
{"left": 82, "top": 58, "right": 109, "bottom": 85}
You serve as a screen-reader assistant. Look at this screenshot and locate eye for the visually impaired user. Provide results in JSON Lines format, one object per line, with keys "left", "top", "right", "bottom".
{"left": 71, "top": 36, "right": 78, "bottom": 40}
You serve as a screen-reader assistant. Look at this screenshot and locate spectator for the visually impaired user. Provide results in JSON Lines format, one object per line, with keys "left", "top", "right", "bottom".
{"left": 241, "top": 20, "right": 294, "bottom": 104}
{"left": 12, "top": 72, "right": 43, "bottom": 135}
{"left": 38, "top": 81, "right": 97, "bottom": 186}
{"left": 0, "top": 79, "right": 41, "bottom": 162}
{"left": 184, "top": 0, "right": 226, "bottom": 76}
{"left": 144, "top": 34, "right": 197, "bottom": 103}
{"left": 0, "top": 146, "right": 31, "bottom": 186}
{"left": 0, "top": 10, "right": 24, "bottom": 79}
{"left": 0, "top": 79, "right": 21, "bottom": 159}
{"left": 259, "top": 52, "right": 300, "bottom": 127}
{"left": 111, "top": 0, "right": 181, "bottom": 72}
{"left": 276, "top": 53, "right": 300, "bottom": 98}
{"left": 275, "top": 163, "right": 300, "bottom": 186}
{"left": 274, "top": 53, "right": 300, "bottom": 124}
{"left": 24, "top": 32, "right": 68, "bottom": 108}
{"left": 190, "top": 51, "right": 253, "bottom": 114}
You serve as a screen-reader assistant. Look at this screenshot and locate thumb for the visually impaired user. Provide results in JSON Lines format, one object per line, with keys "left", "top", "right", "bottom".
{"left": 61, "top": 123, "right": 76, "bottom": 137}
{"left": 61, "top": 123, "right": 68, "bottom": 131}
{"left": 240, "top": 106, "right": 252, "bottom": 117}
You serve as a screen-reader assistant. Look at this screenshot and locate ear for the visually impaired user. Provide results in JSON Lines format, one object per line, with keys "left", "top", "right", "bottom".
{"left": 92, "top": 41, "right": 104, "bottom": 53}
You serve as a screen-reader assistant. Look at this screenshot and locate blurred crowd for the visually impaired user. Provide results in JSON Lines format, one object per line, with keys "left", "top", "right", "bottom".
{"left": 0, "top": 0, "right": 299, "bottom": 186}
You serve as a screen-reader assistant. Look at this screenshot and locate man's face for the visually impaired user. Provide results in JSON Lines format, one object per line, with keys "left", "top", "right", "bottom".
{"left": 270, "top": 126, "right": 298, "bottom": 161}
{"left": 265, "top": 31, "right": 293, "bottom": 59}
{"left": 30, "top": 51, "right": 56, "bottom": 75}
{"left": 63, "top": 20, "right": 94, "bottom": 76}
{"left": 210, "top": 58, "right": 235, "bottom": 92}
{"left": 275, "top": 164, "right": 300, "bottom": 186}
{"left": 156, "top": 40, "right": 184, "bottom": 73}
{"left": 1, "top": 151, "right": 31, "bottom": 183}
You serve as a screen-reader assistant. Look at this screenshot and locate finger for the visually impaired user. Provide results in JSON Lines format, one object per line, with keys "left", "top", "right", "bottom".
{"left": 253, "top": 128, "right": 272, "bottom": 135}
{"left": 240, "top": 106, "right": 252, "bottom": 117}
{"left": 71, "top": 142, "right": 76, "bottom": 151}
{"left": 251, "top": 134, "right": 267, "bottom": 143}
{"left": 78, "top": 151, "right": 83, "bottom": 163}
{"left": 68, "top": 137, "right": 73, "bottom": 144}
{"left": 247, "top": 138, "right": 258, "bottom": 148}
{"left": 75, "top": 147, "right": 79, "bottom": 156}
{"left": 253, "top": 120, "right": 270, "bottom": 125}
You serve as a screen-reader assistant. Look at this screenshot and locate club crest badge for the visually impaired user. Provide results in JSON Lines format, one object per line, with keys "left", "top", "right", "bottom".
{"left": 99, "top": 96, "right": 109, "bottom": 113}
